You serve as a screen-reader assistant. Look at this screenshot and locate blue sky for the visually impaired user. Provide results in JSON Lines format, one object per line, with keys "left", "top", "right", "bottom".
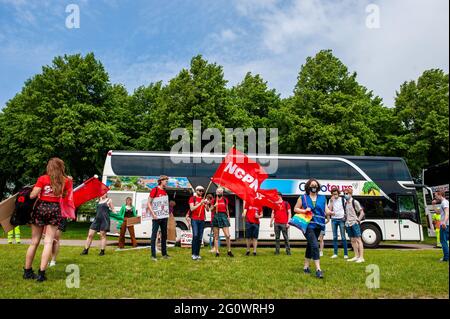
{"left": 0, "top": 0, "right": 448, "bottom": 109}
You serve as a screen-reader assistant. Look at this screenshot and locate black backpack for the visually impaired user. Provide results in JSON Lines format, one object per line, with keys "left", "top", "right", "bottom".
{"left": 10, "top": 186, "right": 37, "bottom": 226}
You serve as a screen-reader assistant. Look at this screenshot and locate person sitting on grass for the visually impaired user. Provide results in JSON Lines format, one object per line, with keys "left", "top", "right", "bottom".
{"left": 343, "top": 188, "right": 365, "bottom": 263}
{"left": 243, "top": 201, "right": 263, "bottom": 256}
{"left": 81, "top": 194, "right": 115, "bottom": 256}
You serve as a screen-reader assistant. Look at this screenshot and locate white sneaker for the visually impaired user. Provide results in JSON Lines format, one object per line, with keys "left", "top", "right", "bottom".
{"left": 320, "top": 251, "right": 324, "bottom": 257}
{"left": 344, "top": 255, "right": 349, "bottom": 259}
{"left": 331, "top": 255, "right": 338, "bottom": 259}
{"left": 355, "top": 258, "right": 365, "bottom": 263}
{"left": 197, "top": 255, "right": 202, "bottom": 260}
{"left": 348, "top": 257, "right": 358, "bottom": 262}
{"left": 49, "top": 260, "right": 56, "bottom": 267}
{"left": 192, "top": 255, "right": 198, "bottom": 260}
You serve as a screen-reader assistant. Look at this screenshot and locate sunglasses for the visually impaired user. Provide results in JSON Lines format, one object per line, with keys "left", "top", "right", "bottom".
{"left": 197, "top": 189, "right": 205, "bottom": 192}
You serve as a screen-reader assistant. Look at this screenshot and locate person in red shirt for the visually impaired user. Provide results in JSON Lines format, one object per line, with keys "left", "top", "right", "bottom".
{"left": 24, "top": 158, "right": 72, "bottom": 282}
{"left": 270, "top": 192, "right": 292, "bottom": 255}
{"left": 147, "top": 175, "right": 171, "bottom": 261}
{"left": 186, "top": 185, "right": 208, "bottom": 260}
{"left": 243, "top": 202, "right": 263, "bottom": 256}
{"left": 212, "top": 187, "right": 234, "bottom": 257}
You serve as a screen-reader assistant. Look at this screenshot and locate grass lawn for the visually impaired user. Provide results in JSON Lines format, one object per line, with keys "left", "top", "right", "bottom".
{"left": 0, "top": 244, "right": 448, "bottom": 299}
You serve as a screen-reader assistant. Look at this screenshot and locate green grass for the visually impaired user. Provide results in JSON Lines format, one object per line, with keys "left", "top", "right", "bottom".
{"left": 0, "top": 245, "right": 448, "bottom": 299}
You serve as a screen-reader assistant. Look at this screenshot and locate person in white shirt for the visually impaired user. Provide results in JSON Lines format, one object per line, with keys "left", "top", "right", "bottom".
{"left": 328, "top": 187, "right": 349, "bottom": 259}
{"left": 435, "top": 191, "right": 449, "bottom": 262}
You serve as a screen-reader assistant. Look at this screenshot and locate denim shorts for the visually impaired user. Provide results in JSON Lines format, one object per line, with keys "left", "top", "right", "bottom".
{"left": 346, "top": 223, "right": 361, "bottom": 238}
{"left": 246, "top": 222, "right": 259, "bottom": 239}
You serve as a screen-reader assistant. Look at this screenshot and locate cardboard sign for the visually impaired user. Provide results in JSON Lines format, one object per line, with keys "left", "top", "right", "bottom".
{"left": 167, "top": 214, "right": 176, "bottom": 242}
{"left": 0, "top": 194, "right": 17, "bottom": 233}
{"left": 126, "top": 216, "right": 141, "bottom": 226}
{"left": 151, "top": 195, "right": 169, "bottom": 220}
{"left": 180, "top": 230, "right": 193, "bottom": 247}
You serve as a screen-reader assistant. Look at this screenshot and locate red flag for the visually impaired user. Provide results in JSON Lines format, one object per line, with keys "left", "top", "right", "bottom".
{"left": 73, "top": 177, "right": 110, "bottom": 208}
{"left": 211, "top": 147, "right": 268, "bottom": 203}
{"left": 250, "top": 189, "right": 283, "bottom": 210}
{"left": 60, "top": 178, "right": 76, "bottom": 219}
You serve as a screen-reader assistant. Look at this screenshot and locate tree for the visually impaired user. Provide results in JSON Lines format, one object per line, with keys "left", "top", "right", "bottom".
{"left": 394, "top": 69, "right": 449, "bottom": 177}
{"left": 0, "top": 53, "right": 127, "bottom": 194}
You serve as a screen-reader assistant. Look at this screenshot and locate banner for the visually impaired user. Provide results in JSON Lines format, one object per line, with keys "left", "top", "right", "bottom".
{"left": 211, "top": 147, "right": 268, "bottom": 203}
{"left": 251, "top": 189, "right": 283, "bottom": 211}
{"left": 73, "top": 177, "right": 110, "bottom": 208}
{"left": 60, "top": 178, "right": 76, "bottom": 219}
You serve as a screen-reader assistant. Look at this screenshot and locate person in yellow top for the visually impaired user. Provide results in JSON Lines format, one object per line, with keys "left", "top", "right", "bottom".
{"left": 432, "top": 200, "right": 442, "bottom": 248}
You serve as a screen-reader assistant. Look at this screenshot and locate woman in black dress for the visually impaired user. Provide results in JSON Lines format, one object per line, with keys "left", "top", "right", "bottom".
{"left": 81, "top": 194, "right": 115, "bottom": 256}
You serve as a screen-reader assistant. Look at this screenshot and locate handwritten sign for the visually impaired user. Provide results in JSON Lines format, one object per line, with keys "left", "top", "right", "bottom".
{"left": 152, "top": 195, "right": 169, "bottom": 220}
{"left": 180, "top": 230, "right": 193, "bottom": 247}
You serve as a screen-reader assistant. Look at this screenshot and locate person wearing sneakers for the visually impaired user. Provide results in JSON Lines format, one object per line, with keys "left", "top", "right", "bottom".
{"left": 7, "top": 226, "right": 21, "bottom": 244}
{"left": 270, "top": 193, "right": 292, "bottom": 255}
{"left": 243, "top": 201, "right": 263, "bottom": 256}
{"left": 148, "top": 175, "right": 171, "bottom": 261}
{"left": 343, "top": 188, "right": 365, "bottom": 263}
{"left": 81, "top": 194, "right": 115, "bottom": 256}
{"left": 212, "top": 187, "right": 234, "bottom": 258}
{"left": 328, "top": 187, "right": 349, "bottom": 259}
{"left": 294, "top": 178, "right": 332, "bottom": 279}
{"left": 434, "top": 191, "right": 449, "bottom": 262}
{"left": 431, "top": 200, "right": 442, "bottom": 248}
{"left": 186, "top": 185, "right": 208, "bottom": 261}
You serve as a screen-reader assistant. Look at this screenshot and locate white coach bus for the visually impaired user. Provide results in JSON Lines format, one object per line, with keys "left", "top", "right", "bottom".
{"left": 102, "top": 150, "right": 424, "bottom": 247}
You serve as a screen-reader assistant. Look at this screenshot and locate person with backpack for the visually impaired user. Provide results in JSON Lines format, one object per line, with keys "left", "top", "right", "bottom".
{"left": 148, "top": 175, "right": 171, "bottom": 261}
{"left": 212, "top": 187, "right": 234, "bottom": 257}
{"left": 7, "top": 226, "right": 21, "bottom": 244}
{"left": 293, "top": 178, "right": 332, "bottom": 279}
{"left": 270, "top": 192, "right": 292, "bottom": 255}
{"left": 328, "top": 187, "right": 349, "bottom": 259}
{"left": 186, "top": 185, "right": 208, "bottom": 260}
{"left": 24, "top": 157, "right": 73, "bottom": 282}
{"left": 243, "top": 201, "right": 263, "bottom": 256}
{"left": 344, "top": 188, "right": 365, "bottom": 263}
{"left": 81, "top": 194, "right": 115, "bottom": 256}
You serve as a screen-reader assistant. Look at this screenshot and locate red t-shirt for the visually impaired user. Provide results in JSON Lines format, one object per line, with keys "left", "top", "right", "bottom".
{"left": 212, "top": 197, "right": 228, "bottom": 213}
{"left": 245, "top": 204, "right": 263, "bottom": 224}
{"left": 35, "top": 175, "right": 71, "bottom": 203}
{"left": 188, "top": 195, "right": 205, "bottom": 221}
{"left": 149, "top": 187, "right": 167, "bottom": 199}
{"left": 273, "top": 201, "right": 291, "bottom": 224}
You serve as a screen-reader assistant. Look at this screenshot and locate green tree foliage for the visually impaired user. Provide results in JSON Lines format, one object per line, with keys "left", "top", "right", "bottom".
{"left": 394, "top": 69, "right": 449, "bottom": 177}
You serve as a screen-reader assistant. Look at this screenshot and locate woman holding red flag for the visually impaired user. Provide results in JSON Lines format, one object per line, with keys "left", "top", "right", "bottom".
{"left": 24, "top": 157, "right": 73, "bottom": 282}
{"left": 212, "top": 187, "right": 234, "bottom": 257}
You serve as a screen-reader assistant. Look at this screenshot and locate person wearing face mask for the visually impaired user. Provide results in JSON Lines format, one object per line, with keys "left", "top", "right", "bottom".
{"left": 294, "top": 179, "right": 332, "bottom": 279}
{"left": 328, "top": 187, "right": 349, "bottom": 259}
{"left": 186, "top": 186, "right": 208, "bottom": 260}
{"left": 212, "top": 187, "right": 234, "bottom": 257}
{"left": 343, "top": 188, "right": 365, "bottom": 263}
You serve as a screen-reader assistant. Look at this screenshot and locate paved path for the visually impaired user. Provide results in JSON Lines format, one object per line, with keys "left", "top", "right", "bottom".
{"left": 0, "top": 238, "right": 437, "bottom": 250}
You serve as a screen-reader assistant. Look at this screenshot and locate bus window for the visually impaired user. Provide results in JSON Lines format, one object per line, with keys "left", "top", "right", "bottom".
{"left": 111, "top": 155, "right": 163, "bottom": 176}
{"left": 358, "top": 197, "right": 397, "bottom": 219}
{"left": 275, "top": 159, "right": 308, "bottom": 178}
{"left": 398, "top": 195, "right": 419, "bottom": 223}
{"left": 308, "top": 160, "right": 362, "bottom": 180}
{"left": 164, "top": 158, "right": 194, "bottom": 176}
{"left": 352, "top": 160, "right": 411, "bottom": 181}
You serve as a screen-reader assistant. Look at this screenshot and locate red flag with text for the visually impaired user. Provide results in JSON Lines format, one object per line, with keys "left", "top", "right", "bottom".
{"left": 211, "top": 147, "right": 268, "bottom": 203}
{"left": 73, "top": 177, "right": 110, "bottom": 208}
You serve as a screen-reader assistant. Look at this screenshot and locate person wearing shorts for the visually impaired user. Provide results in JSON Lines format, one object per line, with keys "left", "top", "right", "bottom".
{"left": 344, "top": 188, "right": 365, "bottom": 263}
{"left": 243, "top": 203, "right": 263, "bottom": 256}
{"left": 212, "top": 187, "right": 234, "bottom": 257}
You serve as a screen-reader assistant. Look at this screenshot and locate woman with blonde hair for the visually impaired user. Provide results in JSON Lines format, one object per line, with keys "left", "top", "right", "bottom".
{"left": 24, "top": 157, "right": 72, "bottom": 282}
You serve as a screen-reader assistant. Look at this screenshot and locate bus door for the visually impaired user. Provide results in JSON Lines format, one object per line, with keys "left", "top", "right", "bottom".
{"left": 397, "top": 195, "right": 423, "bottom": 241}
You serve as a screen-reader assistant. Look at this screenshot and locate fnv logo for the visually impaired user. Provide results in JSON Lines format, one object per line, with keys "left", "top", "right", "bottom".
{"left": 224, "top": 161, "right": 259, "bottom": 192}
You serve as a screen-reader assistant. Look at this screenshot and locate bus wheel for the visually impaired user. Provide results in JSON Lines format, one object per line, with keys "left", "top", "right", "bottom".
{"left": 361, "top": 223, "right": 381, "bottom": 248}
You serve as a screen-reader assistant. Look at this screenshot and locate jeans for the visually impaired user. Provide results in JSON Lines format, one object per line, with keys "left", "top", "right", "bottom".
{"left": 331, "top": 219, "right": 348, "bottom": 256}
{"left": 151, "top": 218, "right": 168, "bottom": 258}
{"left": 274, "top": 223, "right": 290, "bottom": 253}
{"left": 191, "top": 219, "right": 205, "bottom": 256}
{"left": 440, "top": 225, "right": 449, "bottom": 261}
{"left": 305, "top": 226, "right": 321, "bottom": 261}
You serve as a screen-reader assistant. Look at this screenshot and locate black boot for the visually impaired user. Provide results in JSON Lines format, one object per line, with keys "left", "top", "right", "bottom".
{"left": 99, "top": 249, "right": 105, "bottom": 256}
{"left": 81, "top": 248, "right": 89, "bottom": 255}
{"left": 23, "top": 268, "right": 36, "bottom": 280}
{"left": 36, "top": 269, "right": 47, "bottom": 282}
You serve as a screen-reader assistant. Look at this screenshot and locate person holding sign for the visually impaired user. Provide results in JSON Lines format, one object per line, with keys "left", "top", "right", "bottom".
{"left": 294, "top": 179, "right": 332, "bottom": 279}
{"left": 148, "top": 175, "right": 171, "bottom": 261}
{"left": 186, "top": 185, "right": 208, "bottom": 260}
{"left": 117, "top": 197, "right": 138, "bottom": 249}
{"left": 212, "top": 187, "right": 234, "bottom": 257}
